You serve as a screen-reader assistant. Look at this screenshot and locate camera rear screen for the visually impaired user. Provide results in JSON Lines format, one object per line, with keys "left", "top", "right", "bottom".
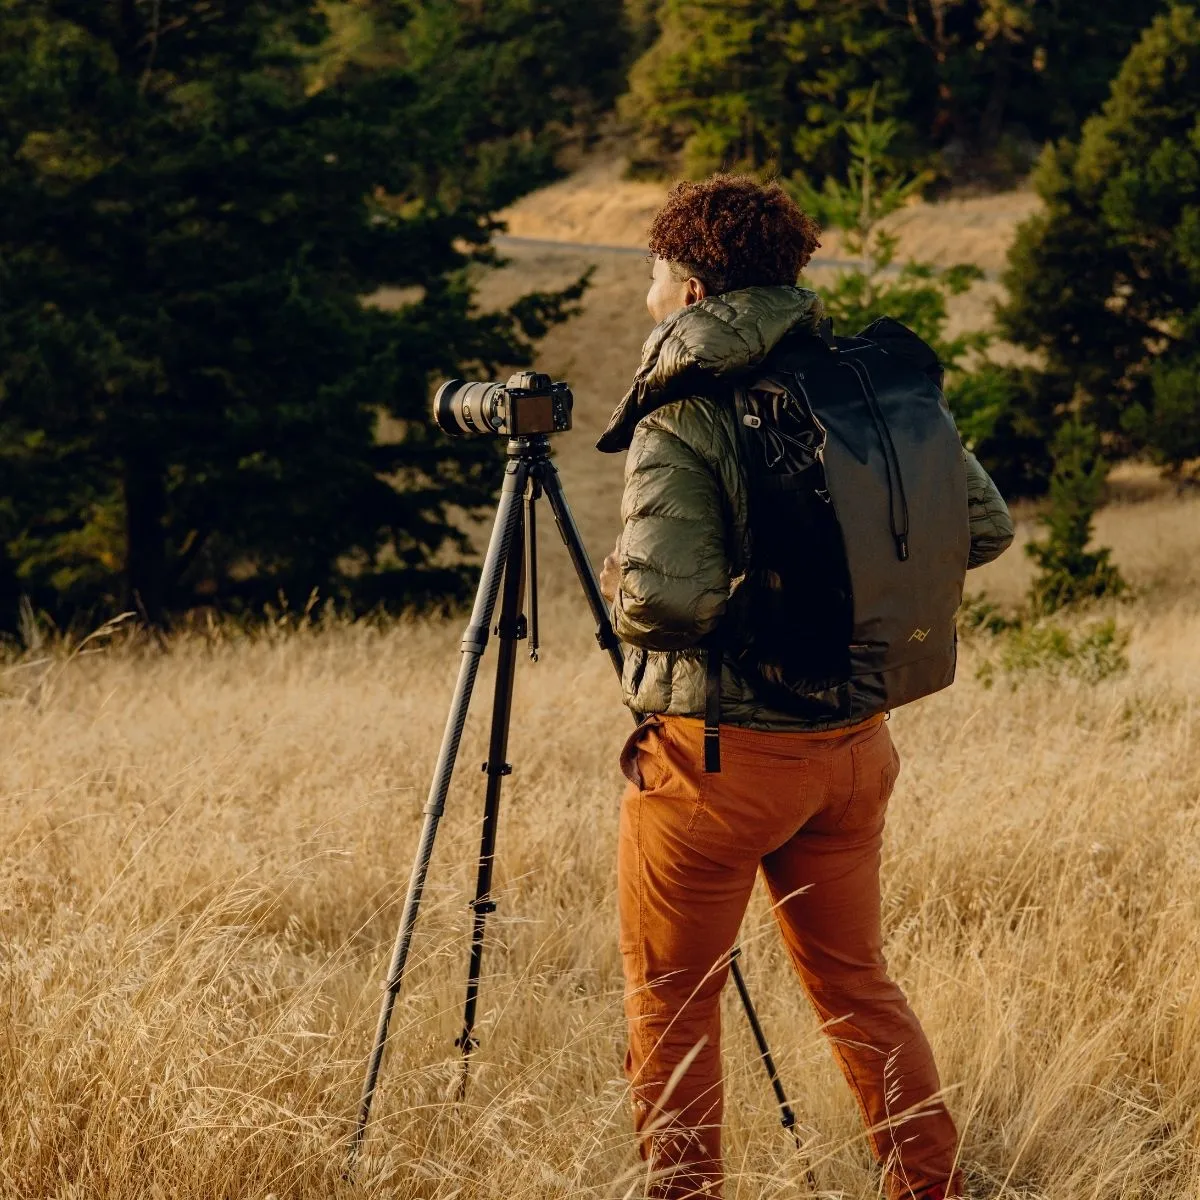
{"left": 509, "top": 394, "right": 556, "bottom": 436}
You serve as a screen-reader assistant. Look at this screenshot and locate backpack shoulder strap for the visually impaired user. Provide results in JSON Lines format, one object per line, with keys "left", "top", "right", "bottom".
{"left": 701, "top": 372, "right": 820, "bottom": 775}
{"left": 699, "top": 381, "right": 768, "bottom": 776}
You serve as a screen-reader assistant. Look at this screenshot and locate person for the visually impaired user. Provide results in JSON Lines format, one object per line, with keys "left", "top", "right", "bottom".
{"left": 595, "top": 174, "right": 1014, "bottom": 1200}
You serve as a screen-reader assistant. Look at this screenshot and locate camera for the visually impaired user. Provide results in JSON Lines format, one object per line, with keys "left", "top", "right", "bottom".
{"left": 433, "top": 371, "right": 573, "bottom": 438}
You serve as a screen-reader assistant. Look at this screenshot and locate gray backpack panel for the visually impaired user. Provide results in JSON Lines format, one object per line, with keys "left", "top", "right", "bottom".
{"left": 814, "top": 343, "right": 969, "bottom": 715}
{"left": 729, "top": 323, "right": 969, "bottom": 727}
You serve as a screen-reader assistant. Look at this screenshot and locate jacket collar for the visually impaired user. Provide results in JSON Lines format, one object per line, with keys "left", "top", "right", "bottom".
{"left": 596, "top": 285, "right": 824, "bottom": 453}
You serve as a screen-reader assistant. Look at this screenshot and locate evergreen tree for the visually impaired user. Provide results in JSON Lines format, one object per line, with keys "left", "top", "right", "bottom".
{"left": 1123, "top": 356, "right": 1200, "bottom": 472}
{"left": 0, "top": 0, "right": 624, "bottom": 631}
{"left": 622, "top": 0, "right": 911, "bottom": 182}
{"left": 625, "top": 0, "right": 662, "bottom": 62}
{"left": 999, "top": 6, "right": 1200, "bottom": 474}
{"left": 624, "top": 0, "right": 1160, "bottom": 181}
{"left": 1012, "top": 2, "right": 1167, "bottom": 149}
{"left": 875, "top": 1, "right": 1162, "bottom": 173}
{"left": 1026, "top": 420, "right": 1124, "bottom": 614}
{"left": 792, "top": 103, "right": 984, "bottom": 366}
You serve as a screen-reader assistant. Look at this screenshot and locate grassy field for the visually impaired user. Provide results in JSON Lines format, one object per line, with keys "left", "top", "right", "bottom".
{"left": 5, "top": 467, "right": 1200, "bottom": 1198}
{"left": 5, "top": 173, "right": 1200, "bottom": 1198}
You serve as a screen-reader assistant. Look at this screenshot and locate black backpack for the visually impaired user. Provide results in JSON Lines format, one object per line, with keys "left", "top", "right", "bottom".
{"left": 703, "top": 317, "right": 970, "bottom": 771}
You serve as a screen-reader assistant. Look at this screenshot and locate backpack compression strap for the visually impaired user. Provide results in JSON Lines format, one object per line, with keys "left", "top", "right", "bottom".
{"left": 704, "top": 638, "right": 721, "bottom": 773}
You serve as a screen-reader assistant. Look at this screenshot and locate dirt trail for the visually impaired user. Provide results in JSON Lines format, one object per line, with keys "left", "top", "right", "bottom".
{"left": 495, "top": 234, "right": 944, "bottom": 279}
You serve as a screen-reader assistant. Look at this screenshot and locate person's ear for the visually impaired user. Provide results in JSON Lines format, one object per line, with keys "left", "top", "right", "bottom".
{"left": 683, "top": 276, "right": 707, "bottom": 307}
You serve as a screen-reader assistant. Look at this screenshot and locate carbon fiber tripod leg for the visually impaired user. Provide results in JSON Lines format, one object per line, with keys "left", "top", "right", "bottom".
{"left": 455, "top": 487, "right": 527, "bottom": 1097}
{"left": 730, "top": 948, "right": 820, "bottom": 1190}
{"left": 348, "top": 456, "right": 530, "bottom": 1167}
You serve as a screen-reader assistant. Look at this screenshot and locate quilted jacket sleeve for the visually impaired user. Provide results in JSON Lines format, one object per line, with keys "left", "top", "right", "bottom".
{"left": 965, "top": 449, "right": 1015, "bottom": 568}
{"left": 610, "top": 414, "right": 730, "bottom": 651}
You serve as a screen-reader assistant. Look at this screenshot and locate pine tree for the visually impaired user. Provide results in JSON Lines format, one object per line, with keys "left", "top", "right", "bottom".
{"left": 876, "top": 1, "right": 1162, "bottom": 173}
{"left": 999, "top": 6, "right": 1200, "bottom": 474}
{"left": 791, "top": 102, "right": 984, "bottom": 362}
{"left": 624, "top": 0, "right": 1161, "bottom": 182}
{"left": 1026, "top": 420, "right": 1124, "bottom": 614}
{"left": 625, "top": 0, "right": 662, "bottom": 60}
{"left": 622, "top": 0, "right": 911, "bottom": 182}
{"left": 0, "top": 0, "right": 624, "bottom": 631}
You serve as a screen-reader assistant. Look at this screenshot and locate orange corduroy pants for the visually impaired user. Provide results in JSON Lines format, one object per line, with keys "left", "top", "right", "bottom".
{"left": 617, "top": 714, "right": 961, "bottom": 1199}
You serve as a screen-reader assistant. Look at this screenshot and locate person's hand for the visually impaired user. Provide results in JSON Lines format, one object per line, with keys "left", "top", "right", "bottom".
{"left": 599, "top": 542, "right": 621, "bottom": 605}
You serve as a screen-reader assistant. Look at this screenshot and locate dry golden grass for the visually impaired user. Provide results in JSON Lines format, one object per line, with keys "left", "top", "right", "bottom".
{"left": 4, "top": 463, "right": 1200, "bottom": 1198}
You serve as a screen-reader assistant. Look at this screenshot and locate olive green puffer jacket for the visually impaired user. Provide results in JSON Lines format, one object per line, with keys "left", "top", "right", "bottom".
{"left": 595, "top": 285, "right": 1016, "bottom": 730}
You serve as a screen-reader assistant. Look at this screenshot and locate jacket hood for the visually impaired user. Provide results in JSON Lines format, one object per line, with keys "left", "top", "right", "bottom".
{"left": 596, "top": 285, "right": 824, "bottom": 453}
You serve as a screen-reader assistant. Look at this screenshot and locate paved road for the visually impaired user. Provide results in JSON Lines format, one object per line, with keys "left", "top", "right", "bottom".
{"left": 494, "top": 234, "right": 999, "bottom": 282}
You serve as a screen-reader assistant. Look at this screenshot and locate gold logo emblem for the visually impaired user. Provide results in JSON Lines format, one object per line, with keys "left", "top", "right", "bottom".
{"left": 909, "top": 627, "right": 930, "bottom": 643}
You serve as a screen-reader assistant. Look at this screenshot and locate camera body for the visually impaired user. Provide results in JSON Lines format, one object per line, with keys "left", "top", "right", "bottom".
{"left": 434, "top": 371, "right": 573, "bottom": 438}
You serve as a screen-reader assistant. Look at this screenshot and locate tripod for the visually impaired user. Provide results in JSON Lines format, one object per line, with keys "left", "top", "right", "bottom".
{"left": 351, "top": 433, "right": 806, "bottom": 1170}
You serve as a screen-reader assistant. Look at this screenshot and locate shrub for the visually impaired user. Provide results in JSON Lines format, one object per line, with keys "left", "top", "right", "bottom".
{"left": 791, "top": 104, "right": 983, "bottom": 359}
{"left": 1026, "top": 420, "right": 1126, "bottom": 615}
{"left": 975, "top": 619, "right": 1131, "bottom": 688}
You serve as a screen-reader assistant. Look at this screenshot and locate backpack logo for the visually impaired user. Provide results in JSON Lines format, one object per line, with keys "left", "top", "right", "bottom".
{"left": 909, "top": 627, "right": 931, "bottom": 643}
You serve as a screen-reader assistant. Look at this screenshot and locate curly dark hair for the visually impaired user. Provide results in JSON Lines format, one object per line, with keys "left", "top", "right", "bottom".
{"left": 647, "top": 174, "right": 822, "bottom": 294}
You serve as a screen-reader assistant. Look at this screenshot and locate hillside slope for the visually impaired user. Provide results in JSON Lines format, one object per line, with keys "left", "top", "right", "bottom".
{"left": 471, "top": 160, "right": 1039, "bottom": 557}
{"left": 498, "top": 155, "right": 1042, "bottom": 272}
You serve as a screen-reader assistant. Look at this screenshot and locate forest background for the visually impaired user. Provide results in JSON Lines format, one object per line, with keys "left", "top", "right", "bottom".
{"left": 2, "top": 0, "right": 1198, "bottom": 629}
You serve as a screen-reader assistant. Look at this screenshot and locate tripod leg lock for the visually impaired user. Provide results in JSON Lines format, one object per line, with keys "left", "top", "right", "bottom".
{"left": 595, "top": 624, "right": 620, "bottom": 653}
{"left": 455, "top": 1033, "right": 480, "bottom": 1053}
{"left": 481, "top": 761, "right": 513, "bottom": 777}
{"left": 495, "top": 614, "right": 527, "bottom": 640}
{"left": 461, "top": 622, "right": 489, "bottom": 654}
{"left": 469, "top": 899, "right": 497, "bottom": 914}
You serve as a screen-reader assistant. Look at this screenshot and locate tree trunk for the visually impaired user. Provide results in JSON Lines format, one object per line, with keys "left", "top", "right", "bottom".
{"left": 979, "top": 38, "right": 1012, "bottom": 151}
{"left": 124, "top": 454, "right": 168, "bottom": 625}
{"left": 0, "top": 545, "right": 20, "bottom": 638}
{"left": 118, "top": 0, "right": 140, "bottom": 71}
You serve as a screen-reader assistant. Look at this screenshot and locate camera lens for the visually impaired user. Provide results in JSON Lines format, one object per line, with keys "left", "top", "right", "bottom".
{"left": 433, "top": 379, "right": 506, "bottom": 437}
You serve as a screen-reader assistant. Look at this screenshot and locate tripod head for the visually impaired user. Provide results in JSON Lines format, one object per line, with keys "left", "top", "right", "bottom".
{"left": 506, "top": 433, "right": 554, "bottom": 461}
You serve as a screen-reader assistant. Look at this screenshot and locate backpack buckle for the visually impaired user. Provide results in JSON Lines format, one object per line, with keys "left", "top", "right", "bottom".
{"left": 742, "top": 414, "right": 762, "bottom": 429}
